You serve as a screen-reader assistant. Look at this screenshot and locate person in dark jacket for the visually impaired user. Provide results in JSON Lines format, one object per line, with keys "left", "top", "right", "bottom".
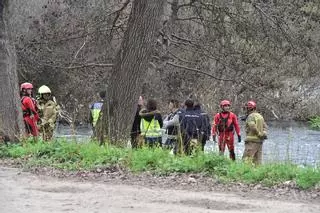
{"left": 180, "top": 99, "right": 203, "bottom": 155}
{"left": 194, "top": 100, "right": 211, "bottom": 151}
{"left": 130, "top": 96, "right": 144, "bottom": 148}
{"left": 139, "top": 99, "right": 163, "bottom": 147}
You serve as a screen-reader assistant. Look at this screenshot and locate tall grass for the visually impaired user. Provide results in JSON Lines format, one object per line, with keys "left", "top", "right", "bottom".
{"left": 309, "top": 116, "right": 320, "bottom": 129}
{"left": 0, "top": 140, "right": 319, "bottom": 189}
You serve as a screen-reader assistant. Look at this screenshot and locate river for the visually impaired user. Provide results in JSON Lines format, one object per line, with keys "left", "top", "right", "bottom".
{"left": 54, "top": 121, "right": 320, "bottom": 167}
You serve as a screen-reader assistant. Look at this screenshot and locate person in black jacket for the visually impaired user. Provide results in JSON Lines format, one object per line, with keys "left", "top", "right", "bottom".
{"left": 130, "top": 96, "right": 144, "bottom": 148}
{"left": 180, "top": 99, "right": 203, "bottom": 155}
{"left": 194, "top": 100, "right": 211, "bottom": 151}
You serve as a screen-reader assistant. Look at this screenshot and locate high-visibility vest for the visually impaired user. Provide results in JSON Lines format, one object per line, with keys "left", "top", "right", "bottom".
{"left": 140, "top": 117, "right": 161, "bottom": 137}
{"left": 91, "top": 102, "right": 103, "bottom": 127}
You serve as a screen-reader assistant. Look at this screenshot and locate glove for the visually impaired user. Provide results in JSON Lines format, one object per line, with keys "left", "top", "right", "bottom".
{"left": 238, "top": 135, "right": 241, "bottom": 143}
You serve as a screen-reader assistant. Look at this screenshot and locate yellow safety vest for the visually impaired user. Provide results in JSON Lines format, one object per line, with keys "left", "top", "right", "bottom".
{"left": 140, "top": 117, "right": 161, "bottom": 137}
{"left": 91, "top": 102, "right": 103, "bottom": 127}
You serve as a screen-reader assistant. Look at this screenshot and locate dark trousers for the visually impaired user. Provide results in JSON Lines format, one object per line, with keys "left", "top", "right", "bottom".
{"left": 130, "top": 133, "right": 138, "bottom": 149}
{"left": 145, "top": 137, "right": 162, "bottom": 148}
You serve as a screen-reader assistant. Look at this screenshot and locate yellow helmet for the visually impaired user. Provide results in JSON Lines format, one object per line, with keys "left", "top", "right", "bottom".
{"left": 38, "top": 85, "right": 51, "bottom": 94}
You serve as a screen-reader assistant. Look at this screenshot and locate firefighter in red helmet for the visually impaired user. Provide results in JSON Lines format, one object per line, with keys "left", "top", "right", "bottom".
{"left": 242, "top": 101, "right": 268, "bottom": 165}
{"left": 212, "top": 100, "right": 241, "bottom": 161}
{"left": 20, "top": 82, "right": 39, "bottom": 137}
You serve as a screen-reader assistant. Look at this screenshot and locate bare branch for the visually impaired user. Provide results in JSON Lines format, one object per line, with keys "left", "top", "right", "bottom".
{"left": 73, "top": 37, "right": 88, "bottom": 59}
{"left": 168, "top": 50, "right": 197, "bottom": 64}
{"left": 166, "top": 61, "right": 234, "bottom": 82}
{"left": 252, "top": 3, "right": 296, "bottom": 51}
{"left": 109, "top": 0, "right": 131, "bottom": 38}
{"left": 65, "top": 63, "right": 114, "bottom": 69}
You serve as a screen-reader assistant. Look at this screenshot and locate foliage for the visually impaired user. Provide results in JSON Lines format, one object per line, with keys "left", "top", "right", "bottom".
{"left": 309, "top": 116, "right": 320, "bottom": 130}
{"left": 1, "top": 140, "right": 319, "bottom": 189}
{"left": 7, "top": 0, "right": 320, "bottom": 122}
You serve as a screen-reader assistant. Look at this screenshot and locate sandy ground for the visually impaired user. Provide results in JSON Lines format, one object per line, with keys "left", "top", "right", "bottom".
{"left": 0, "top": 167, "right": 319, "bottom": 213}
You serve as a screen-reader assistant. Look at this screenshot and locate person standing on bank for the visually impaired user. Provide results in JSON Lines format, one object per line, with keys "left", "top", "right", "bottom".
{"left": 163, "top": 99, "right": 184, "bottom": 152}
{"left": 193, "top": 100, "right": 211, "bottom": 151}
{"left": 180, "top": 99, "right": 203, "bottom": 155}
{"left": 89, "top": 91, "right": 106, "bottom": 137}
{"left": 212, "top": 100, "right": 241, "bottom": 161}
{"left": 20, "top": 82, "right": 39, "bottom": 137}
{"left": 242, "top": 101, "right": 268, "bottom": 165}
{"left": 37, "top": 85, "right": 59, "bottom": 141}
{"left": 139, "top": 99, "right": 163, "bottom": 147}
{"left": 130, "top": 96, "right": 144, "bottom": 148}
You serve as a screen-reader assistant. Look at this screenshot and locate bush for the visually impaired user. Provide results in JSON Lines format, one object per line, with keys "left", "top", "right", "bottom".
{"left": 309, "top": 116, "right": 320, "bottom": 129}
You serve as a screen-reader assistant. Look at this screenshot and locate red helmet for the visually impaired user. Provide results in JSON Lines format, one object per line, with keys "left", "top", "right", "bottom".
{"left": 246, "top": 101, "right": 256, "bottom": 110}
{"left": 20, "top": 82, "right": 33, "bottom": 91}
{"left": 220, "top": 100, "right": 231, "bottom": 107}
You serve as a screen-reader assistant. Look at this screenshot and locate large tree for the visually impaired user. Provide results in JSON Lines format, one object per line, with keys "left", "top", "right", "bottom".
{"left": 0, "top": 0, "right": 23, "bottom": 140}
{"left": 99, "top": 0, "right": 165, "bottom": 144}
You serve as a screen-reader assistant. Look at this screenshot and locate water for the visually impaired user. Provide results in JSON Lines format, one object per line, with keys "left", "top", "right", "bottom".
{"left": 53, "top": 121, "right": 320, "bottom": 167}
{"left": 54, "top": 124, "right": 93, "bottom": 142}
{"left": 205, "top": 121, "right": 320, "bottom": 167}
{"left": 263, "top": 121, "right": 320, "bottom": 167}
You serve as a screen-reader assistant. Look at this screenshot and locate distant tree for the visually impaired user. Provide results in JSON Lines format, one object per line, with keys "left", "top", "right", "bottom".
{"left": 0, "top": 0, "right": 23, "bottom": 140}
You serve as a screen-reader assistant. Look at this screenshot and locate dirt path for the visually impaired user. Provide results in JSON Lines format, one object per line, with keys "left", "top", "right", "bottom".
{"left": 0, "top": 167, "right": 319, "bottom": 213}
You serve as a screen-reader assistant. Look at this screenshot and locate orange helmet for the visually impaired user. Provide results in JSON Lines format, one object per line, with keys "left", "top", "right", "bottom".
{"left": 246, "top": 101, "right": 256, "bottom": 110}
{"left": 220, "top": 100, "right": 231, "bottom": 107}
{"left": 20, "top": 82, "right": 33, "bottom": 91}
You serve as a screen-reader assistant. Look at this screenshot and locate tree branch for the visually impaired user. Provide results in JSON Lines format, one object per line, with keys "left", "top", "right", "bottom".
{"left": 166, "top": 61, "right": 234, "bottom": 82}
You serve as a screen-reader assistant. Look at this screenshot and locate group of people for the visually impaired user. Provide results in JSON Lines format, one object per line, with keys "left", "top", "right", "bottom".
{"left": 129, "top": 97, "right": 268, "bottom": 164}
{"left": 20, "top": 82, "right": 59, "bottom": 141}
{"left": 19, "top": 82, "right": 267, "bottom": 165}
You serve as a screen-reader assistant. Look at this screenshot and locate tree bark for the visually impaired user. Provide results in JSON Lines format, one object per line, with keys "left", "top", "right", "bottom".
{"left": 0, "top": 0, "right": 23, "bottom": 141}
{"left": 100, "top": 0, "right": 165, "bottom": 145}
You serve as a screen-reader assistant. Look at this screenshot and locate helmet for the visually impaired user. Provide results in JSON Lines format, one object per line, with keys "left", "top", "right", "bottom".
{"left": 20, "top": 82, "right": 33, "bottom": 91}
{"left": 220, "top": 100, "right": 231, "bottom": 107}
{"left": 246, "top": 101, "right": 256, "bottom": 110}
{"left": 38, "top": 85, "right": 51, "bottom": 94}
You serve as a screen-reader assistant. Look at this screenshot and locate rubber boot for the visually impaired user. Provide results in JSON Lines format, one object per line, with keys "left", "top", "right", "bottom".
{"left": 229, "top": 150, "right": 236, "bottom": 161}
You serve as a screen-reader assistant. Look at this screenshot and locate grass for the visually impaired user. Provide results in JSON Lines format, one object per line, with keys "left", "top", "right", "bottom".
{"left": 309, "top": 116, "right": 320, "bottom": 130}
{"left": 0, "top": 139, "right": 319, "bottom": 189}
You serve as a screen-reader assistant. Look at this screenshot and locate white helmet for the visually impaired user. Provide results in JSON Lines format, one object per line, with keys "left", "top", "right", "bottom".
{"left": 38, "top": 85, "right": 51, "bottom": 94}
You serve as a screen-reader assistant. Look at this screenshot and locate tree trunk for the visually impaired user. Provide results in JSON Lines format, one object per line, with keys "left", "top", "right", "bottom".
{"left": 0, "top": 0, "right": 23, "bottom": 141}
{"left": 100, "top": 0, "right": 165, "bottom": 145}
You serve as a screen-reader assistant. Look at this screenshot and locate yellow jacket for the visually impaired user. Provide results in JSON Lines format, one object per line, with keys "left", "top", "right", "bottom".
{"left": 38, "top": 99, "right": 59, "bottom": 129}
{"left": 245, "top": 111, "right": 267, "bottom": 143}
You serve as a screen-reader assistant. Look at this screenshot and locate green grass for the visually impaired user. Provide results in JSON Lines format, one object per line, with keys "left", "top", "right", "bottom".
{"left": 309, "top": 116, "right": 320, "bottom": 130}
{"left": 0, "top": 140, "right": 319, "bottom": 189}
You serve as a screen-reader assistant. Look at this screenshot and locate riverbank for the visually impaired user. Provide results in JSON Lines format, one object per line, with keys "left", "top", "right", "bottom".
{"left": 0, "top": 140, "right": 319, "bottom": 191}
